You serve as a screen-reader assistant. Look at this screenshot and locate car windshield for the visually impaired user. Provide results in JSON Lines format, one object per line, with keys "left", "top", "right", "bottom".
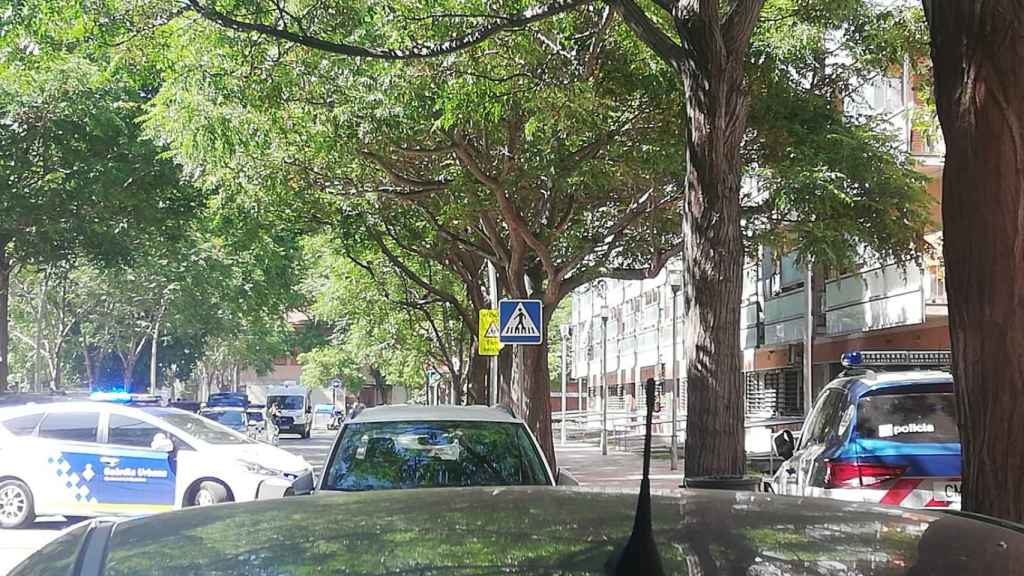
{"left": 156, "top": 412, "right": 253, "bottom": 445}
{"left": 856, "top": 392, "right": 959, "bottom": 443}
{"left": 268, "top": 395, "right": 304, "bottom": 410}
{"left": 324, "top": 421, "right": 550, "bottom": 491}
{"left": 247, "top": 411, "right": 264, "bottom": 422}
{"left": 202, "top": 410, "right": 245, "bottom": 428}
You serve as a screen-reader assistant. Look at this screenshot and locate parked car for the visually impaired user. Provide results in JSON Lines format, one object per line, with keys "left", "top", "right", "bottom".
{"left": 771, "top": 368, "right": 960, "bottom": 509}
{"left": 198, "top": 406, "right": 249, "bottom": 434}
{"left": 11, "top": 486, "right": 1024, "bottom": 575}
{"left": 0, "top": 402, "right": 315, "bottom": 529}
{"left": 320, "top": 405, "right": 564, "bottom": 491}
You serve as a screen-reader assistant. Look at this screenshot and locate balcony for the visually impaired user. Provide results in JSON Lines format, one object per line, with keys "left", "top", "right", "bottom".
{"left": 763, "top": 287, "right": 807, "bottom": 346}
{"left": 824, "top": 262, "right": 946, "bottom": 336}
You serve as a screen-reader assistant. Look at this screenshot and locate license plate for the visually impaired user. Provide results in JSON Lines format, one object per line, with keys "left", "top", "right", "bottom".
{"left": 933, "top": 480, "right": 962, "bottom": 502}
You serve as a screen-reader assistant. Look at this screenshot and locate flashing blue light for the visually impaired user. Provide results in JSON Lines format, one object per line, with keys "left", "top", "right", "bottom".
{"left": 90, "top": 391, "right": 133, "bottom": 403}
{"left": 841, "top": 351, "right": 863, "bottom": 368}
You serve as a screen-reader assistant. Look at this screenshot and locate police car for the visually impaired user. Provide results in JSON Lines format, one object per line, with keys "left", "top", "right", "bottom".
{"left": 0, "top": 401, "right": 315, "bottom": 529}
{"left": 770, "top": 351, "right": 961, "bottom": 509}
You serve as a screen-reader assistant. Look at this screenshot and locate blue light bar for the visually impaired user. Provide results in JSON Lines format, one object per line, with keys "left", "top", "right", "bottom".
{"left": 841, "top": 350, "right": 951, "bottom": 368}
{"left": 90, "top": 391, "right": 132, "bottom": 403}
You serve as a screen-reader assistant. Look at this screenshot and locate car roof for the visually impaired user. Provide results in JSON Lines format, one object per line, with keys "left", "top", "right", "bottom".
{"left": 828, "top": 369, "right": 954, "bottom": 399}
{"left": 351, "top": 404, "right": 522, "bottom": 424}
{"left": 200, "top": 406, "right": 246, "bottom": 412}
{"left": 39, "top": 487, "right": 1024, "bottom": 576}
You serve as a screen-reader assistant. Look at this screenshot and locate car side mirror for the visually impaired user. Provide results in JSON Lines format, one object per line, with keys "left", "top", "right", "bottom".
{"left": 556, "top": 469, "right": 579, "bottom": 487}
{"left": 151, "top": 432, "right": 175, "bottom": 453}
{"left": 772, "top": 429, "right": 795, "bottom": 460}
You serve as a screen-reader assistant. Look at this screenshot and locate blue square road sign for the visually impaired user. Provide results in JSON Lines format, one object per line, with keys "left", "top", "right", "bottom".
{"left": 498, "top": 299, "right": 544, "bottom": 345}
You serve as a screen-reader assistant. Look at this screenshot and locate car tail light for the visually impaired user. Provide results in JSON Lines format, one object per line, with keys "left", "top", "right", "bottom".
{"left": 825, "top": 461, "right": 906, "bottom": 489}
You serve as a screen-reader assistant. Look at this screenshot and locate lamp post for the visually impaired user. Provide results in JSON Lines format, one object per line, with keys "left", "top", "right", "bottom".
{"left": 668, "top": 270, "right": 682, "bottom": 471}
{"left": 599, "top": 304, "right": 610, "bottom": 456}
{"left": 560, "top": 324, "right": 571, "bottom": 446}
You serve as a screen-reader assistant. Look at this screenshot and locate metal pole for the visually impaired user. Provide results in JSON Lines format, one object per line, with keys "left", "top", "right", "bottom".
{"left": 560, "top": 326, "right": 567, "bottom": 446}
{"left": 670, "top": 287, "right": 679, "bottom": 471}
{"left": 488, "top": 261, "right": 499, "bottom": 406}
{"left": 803, "top": 263, "right": 814, "bottom": 415}
{"left": 601, "top": 316, "right": 609, "bottom": 456}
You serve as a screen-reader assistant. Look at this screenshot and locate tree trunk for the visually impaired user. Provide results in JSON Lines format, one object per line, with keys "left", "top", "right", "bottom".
{"left": 679, "top": 16, "right": 752, "bottom": 479}
{"left": 0, "top": 240, "right": 10, "bottom": 394}
{"left": 519, "top": 342, "right": 556, "bottom": 470}
{"left": 81, "top": 333, "right": 96, "bottom": 391}
{"left": 122, "top": 354, "right": 137, "bottom": 392}
{"left": 924, "top": 0, "right": 1024, "bottom": 522}
{"left": 466, "top": 352, "right": 488, "bottom": 405}
{"left": 150, "top": 322, "right": 159, "bottom": 394}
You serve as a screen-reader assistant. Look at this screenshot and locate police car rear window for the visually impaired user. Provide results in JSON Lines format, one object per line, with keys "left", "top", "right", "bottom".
{"left": 38, "top": 411, "right": 99, "bottom": 443}
{"left": 1, "top": 412, "right": 44, "bottom": 436}
{"left": 856, "top": 392, "right": 958, "bottom": 443}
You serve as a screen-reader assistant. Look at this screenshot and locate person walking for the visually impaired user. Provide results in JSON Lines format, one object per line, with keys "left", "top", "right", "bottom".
{"left": 266, "top": 403, "right": 281, "bottom": 445}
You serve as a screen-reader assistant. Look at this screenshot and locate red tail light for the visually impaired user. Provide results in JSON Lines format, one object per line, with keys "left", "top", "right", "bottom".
{"left": 825, "top": 461, "right": 906, "bottom": 489}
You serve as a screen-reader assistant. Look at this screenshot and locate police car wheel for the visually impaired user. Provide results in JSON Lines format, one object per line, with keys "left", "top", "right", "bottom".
{"left": 0, "top": 480, "right": 35, "bottom": 529}
{"left": 192, "top": 481, "right": 231, "bottom": 507}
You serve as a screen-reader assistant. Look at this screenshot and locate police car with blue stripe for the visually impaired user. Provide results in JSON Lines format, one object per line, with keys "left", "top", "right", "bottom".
{"left": 0, "top": 399, "right": 315, "bottom": 529}
{"left": 770, "top": 351, "right": 962, "bottom": 509}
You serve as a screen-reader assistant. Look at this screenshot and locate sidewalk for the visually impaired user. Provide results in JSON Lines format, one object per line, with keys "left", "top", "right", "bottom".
{"left": 554, "top": 441, "right": 683, "bottom": 491}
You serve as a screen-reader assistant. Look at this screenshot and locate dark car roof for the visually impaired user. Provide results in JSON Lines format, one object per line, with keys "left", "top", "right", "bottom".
{"left": 15, "top": 488, "right": 1024, "bottom": 575}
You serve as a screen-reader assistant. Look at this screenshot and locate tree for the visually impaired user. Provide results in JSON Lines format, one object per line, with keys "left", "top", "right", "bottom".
{"left": 299, "top": 234, "right": 469, "bottom": 402}
{"left": 134, "top": 0, "right": 929, "bottom": 470}
{"left": 0, "top": 43, "right": 200, "bottom": 392}
{"left": 922, "top": 1, "right": 1024, "bottom": 522}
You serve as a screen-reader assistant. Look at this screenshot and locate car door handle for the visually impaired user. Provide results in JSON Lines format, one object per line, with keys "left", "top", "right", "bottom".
{"left": 100, "top": 457, "right": 120, "bottom": 466}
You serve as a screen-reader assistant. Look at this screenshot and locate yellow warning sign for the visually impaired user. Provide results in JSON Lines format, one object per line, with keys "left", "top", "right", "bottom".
{"left": 479, "top": 309, "right": 500, "bottom": 356}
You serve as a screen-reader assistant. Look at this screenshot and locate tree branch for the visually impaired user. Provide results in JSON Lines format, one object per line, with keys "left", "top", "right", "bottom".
{"left": 608, "top": 0, "right": 684, "bottom": 74}
{"left": 185, "top": 0, "right": 589, "bottom": 60}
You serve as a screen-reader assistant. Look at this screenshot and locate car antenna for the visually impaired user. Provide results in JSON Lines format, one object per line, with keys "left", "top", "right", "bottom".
{"left": 605, "top": 377, "right": 665, "bottom": 576}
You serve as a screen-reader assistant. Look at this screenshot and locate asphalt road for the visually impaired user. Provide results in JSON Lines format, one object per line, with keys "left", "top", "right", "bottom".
{"left": 0, "top": 429, "right": 338, "bottom": 575}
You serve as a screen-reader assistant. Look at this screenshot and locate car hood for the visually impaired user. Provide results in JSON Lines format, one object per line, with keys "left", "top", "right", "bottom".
{"left": 76, "top": 488, "right": 1024, "bottom": 575}
{"left": 203, "top": 442, "right": 309, "bottom": 474}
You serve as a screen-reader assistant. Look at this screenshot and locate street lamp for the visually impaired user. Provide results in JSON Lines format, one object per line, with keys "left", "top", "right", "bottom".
{"left": 668, "top": 269, "right": 682, "bottom": 471}
{"left": 599, "top": 304, "right": 610, "bottom": 456}
{"left": 560, "top": 324, "right": 571, "bottom": 446}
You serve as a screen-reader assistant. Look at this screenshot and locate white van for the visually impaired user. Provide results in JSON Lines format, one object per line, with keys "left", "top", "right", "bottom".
{"left": 266, "top": 384, "right": 313, "bottom": 438}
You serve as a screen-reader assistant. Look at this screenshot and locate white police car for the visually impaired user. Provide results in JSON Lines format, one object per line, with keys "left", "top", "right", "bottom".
{"left": 0, "top": 401, "right": 315, "bottom": 528}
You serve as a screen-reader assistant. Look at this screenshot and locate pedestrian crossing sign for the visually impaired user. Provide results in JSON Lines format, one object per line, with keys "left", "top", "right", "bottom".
{"left": 478, "top": 309, "right": 500, "bottom": 356}
{"left": 498, "top": 299, "right": 544, "bottom": 345}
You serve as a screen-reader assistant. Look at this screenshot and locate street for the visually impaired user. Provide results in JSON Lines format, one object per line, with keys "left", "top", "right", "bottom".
{"left": 0, "top": 430, "right": 337, "bottom": 576}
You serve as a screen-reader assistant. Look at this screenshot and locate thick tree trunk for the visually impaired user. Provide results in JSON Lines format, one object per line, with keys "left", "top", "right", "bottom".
{"left": 0, "top": 240, "right": 10, "bottom": 394}
{"left": 924, "top": 0, "right": 1024, "bottom": 522}
{"left": 679, "top": 13, "right": 752, "bottom": 479}
{"left": 519, "top": 340, "right": 556, "bottom": 470}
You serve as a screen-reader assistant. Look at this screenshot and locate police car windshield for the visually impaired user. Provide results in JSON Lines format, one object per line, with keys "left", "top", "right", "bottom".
{"left": 157, "top": 412, "right": 252, "bottom": 444}
{"left": 269, "top": 395, "right": 304, "bottom": 410}
{"left": 856, "top": 392, "right": 958, "bottom": 443}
